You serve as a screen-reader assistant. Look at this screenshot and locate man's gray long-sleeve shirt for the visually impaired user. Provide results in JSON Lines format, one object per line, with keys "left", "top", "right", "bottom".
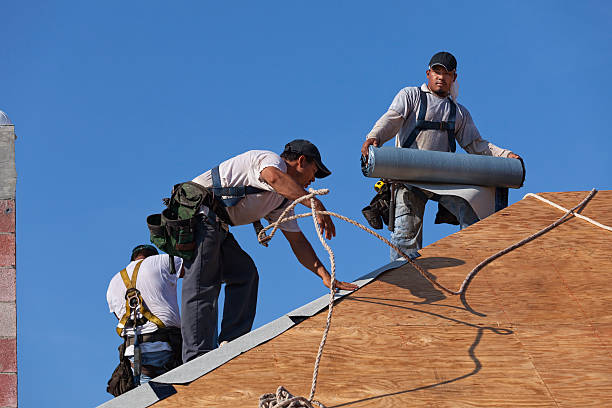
{"left": 367, "top": 84, "right": 510, "bottom": 157}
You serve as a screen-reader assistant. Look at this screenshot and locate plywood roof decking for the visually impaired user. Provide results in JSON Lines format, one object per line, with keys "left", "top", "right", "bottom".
{"left": 154, "top": 190, "right": 612, "bottom": 407}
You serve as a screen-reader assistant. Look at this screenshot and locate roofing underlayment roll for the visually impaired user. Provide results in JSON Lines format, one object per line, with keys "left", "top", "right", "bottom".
{"left": 362, "top": 146, "right": 525, "bottom": 188}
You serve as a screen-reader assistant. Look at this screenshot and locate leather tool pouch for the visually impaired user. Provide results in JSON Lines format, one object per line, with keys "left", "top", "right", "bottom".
{"left": 106, "top": 341, "right": 135, "bottom": 397}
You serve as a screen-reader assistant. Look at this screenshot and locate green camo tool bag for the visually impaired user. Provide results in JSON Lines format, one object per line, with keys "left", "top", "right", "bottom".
{"left": 146, "top": 182, "right": 231, "bottom": 260}
{"left": 147, "top": 210, "right": 198, "bottom": 260}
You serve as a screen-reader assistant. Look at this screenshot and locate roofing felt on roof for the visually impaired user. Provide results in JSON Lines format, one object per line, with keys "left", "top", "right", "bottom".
{"left": 102, "top": 190, "right": 612, "bottom": 407}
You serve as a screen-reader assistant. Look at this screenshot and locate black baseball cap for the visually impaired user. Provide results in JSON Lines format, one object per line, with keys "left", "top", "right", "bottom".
{"left": 130, "top": 244, "right": 158, "bottom": 261}
{"left": 283, "top": 139, "right": 331, "bottom": 178}
{"left": 428, "top": 51, "right": 457, "bottom": 72}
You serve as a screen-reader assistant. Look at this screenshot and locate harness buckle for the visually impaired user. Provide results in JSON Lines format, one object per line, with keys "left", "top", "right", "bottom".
{"left": 125, "top": 288, "right": 141, "bottom": 310}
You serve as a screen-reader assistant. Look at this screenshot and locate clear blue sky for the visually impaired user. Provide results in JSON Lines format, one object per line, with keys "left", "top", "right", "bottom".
{"left": 4, "top": 1, "right": 611, "bottom": 406}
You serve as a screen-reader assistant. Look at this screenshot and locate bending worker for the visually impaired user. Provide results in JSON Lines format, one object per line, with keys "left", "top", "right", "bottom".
{"left": 179, "top": 139, "right": 357, "bottom": 362}
{"left": 106, "top": 245, "right": 184, "bottom": 388}
{"left": 361, "top": 51, "right": 521, "bottom": 261}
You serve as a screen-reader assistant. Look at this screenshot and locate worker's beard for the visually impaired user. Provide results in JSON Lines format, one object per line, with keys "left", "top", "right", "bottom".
{"left": 450, "top": 79, "right": 459, "bottom": 101}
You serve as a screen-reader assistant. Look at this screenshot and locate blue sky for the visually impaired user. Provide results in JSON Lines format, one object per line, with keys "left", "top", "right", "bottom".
{"left": 4, "top": 1, "right": 611, "bottom": 406}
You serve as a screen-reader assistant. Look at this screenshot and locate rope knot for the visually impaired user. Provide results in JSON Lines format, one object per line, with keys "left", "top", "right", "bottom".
{"left": 257, "top": 189, "right": 329, "bottom": 246}
{"left": 259, "top": 386, "right": 326, "bottom": 408}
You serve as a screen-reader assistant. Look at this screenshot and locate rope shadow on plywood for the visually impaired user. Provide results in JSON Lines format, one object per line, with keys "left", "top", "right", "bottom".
{"left": 329, "top": 295, "right": 514, "bottom": 408}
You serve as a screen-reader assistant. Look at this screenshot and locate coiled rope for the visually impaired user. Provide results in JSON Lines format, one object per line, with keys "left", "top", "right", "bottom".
{"left": 257, "top": 187, "right": 605, "bottom": 407}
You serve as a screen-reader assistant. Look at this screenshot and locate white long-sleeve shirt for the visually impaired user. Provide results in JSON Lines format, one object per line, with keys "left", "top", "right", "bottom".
{"left": 367, "top": 84, "right": 511, "bottom": 157}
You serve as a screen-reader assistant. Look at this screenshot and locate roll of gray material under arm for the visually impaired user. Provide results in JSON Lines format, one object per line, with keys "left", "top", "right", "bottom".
{"left": 361, "top": 146, "right": 525, "bottom": 189}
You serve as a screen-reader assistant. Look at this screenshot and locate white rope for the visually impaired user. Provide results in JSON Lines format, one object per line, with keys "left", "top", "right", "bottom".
{"left": 258, "top": 192, "right": 461, "bottom": 296}
{"left": 524, "top": 192, "right": 612, "bottom": 232}
{"left": 306, "top": 192, "right": 335, "bottom": 403}
{"left": 259, "top": 386, "right": 325, "bottom": 408}
{"left": 258, "top": 188, "right": 331, "bottom": 408}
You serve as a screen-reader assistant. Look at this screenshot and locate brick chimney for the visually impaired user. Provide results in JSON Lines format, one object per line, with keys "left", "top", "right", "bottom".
{"left": 0, "top": 110, "right": 17, "bottom": 408}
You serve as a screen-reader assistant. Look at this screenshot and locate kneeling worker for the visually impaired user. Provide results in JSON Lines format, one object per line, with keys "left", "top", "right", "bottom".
{"left": 178, "top": 139, "right": 358, "bottom": 362}
{"left": 106, "top": 245, "right": 184, "bottom": 388}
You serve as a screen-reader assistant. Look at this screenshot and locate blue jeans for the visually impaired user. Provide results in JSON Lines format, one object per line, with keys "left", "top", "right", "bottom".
{"left": 390, "top": 185, "right": 479, "bottom": 261}
{"left": 128, "top": 349, "right": 174, "bottom": 385}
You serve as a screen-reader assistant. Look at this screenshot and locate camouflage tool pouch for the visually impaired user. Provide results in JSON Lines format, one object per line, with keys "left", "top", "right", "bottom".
{"left": 147, "top": 182, "right": 212, "bottom": 260}
{"left": 147, "top": 212, "right": 199, "bottom": 260}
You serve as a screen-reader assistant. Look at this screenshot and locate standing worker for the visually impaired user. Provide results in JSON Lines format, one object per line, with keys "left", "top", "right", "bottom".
{"left": 169, "top": 140, "right": 358, "bottom": 363}
{"left": 106, "top": 245, "right": 184, "bottom": 392}
{"left": 361, "top": 51, "right": 522, "bottom": 261}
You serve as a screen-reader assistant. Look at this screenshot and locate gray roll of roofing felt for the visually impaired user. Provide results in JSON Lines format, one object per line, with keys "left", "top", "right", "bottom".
{"left": 361, "top": 146, "right": 525, "bottom": 188}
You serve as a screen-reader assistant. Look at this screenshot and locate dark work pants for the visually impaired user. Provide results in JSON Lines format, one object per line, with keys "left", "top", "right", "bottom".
{"left": 181, "top": 213, "right": 259, "bottom": 363}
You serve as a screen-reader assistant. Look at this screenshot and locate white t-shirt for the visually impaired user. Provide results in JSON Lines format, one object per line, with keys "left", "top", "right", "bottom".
{"left": 192, "top": 150, "right": 300, "bottom": 232}
{"left": 107, "top": 254, "right": 183, "bottom": 356}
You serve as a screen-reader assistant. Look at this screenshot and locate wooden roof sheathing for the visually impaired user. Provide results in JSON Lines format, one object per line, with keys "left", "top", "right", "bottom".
{"left": 153, "top": 190, "right": 612, "bottom": 407}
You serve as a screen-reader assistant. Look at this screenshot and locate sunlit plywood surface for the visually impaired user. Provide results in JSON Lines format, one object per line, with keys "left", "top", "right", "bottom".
{"left": 155, "top": 190, "right": 612, "bottom": 407}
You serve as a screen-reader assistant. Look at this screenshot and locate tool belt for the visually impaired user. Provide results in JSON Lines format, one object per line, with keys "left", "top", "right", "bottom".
{"left": 107, "top": 327, "right": 183, "bottom": 396}
{"left": 362, "top": 182, "right": 460, "bottom": 228}
{"left": 362, "top": 181, "right": 391, "bottom": 229}
{"left": 125, "top": 326, "right": 180, "bottom": 347}
{"left": 133, "top": 363, "right": 166, "bottom": 379}
{"left": 147, "top": 165, "right": 292, "bottom": 258}
{"left": 126, "top": 327, "right": 183, "bottom": 375}
{"left": 147, "top": 181, "right": 234, "bottom": 260}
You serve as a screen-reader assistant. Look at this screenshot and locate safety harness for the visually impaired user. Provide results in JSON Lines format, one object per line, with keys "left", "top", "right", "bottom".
{"left": 382, "top": 89, "right": 459, "bottom": 231}
{"left": 210, "top": 166, "right": 269, "bottom": 206}
{"left": 115, "top": 260, "right": 165, "bottom": 337}
{"left": 401, "top": 89, "right": 457, "bottom": 152}
{"left": 210, "top": 165, "right": 290, "bottom": 245}
{"left": 114, "top": 260, "right": 180, "bottom": 387}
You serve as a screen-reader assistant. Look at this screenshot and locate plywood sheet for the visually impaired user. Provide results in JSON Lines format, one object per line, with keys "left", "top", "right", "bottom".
{"left": 154, "top": 190, "right": 612, "bottom": 407}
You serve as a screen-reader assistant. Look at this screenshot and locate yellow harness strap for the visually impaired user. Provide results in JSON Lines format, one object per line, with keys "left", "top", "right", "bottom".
{"left": 115, "top": 260, "right": 166, "bottom": 336}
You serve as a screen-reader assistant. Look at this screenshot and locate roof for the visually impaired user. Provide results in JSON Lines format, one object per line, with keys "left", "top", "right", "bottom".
{"left": 100, "top": 190, "right": 612, "bottom": 407}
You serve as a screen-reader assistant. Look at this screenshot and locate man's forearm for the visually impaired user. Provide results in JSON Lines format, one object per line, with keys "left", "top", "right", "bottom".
{"left": 260, "top": 167, "right": 323, "bottom": 209}
{"left": 283, "top": 230, "right": 329, "bottom": 280}
{"left": 464, "top": 139, "right": 511, "bottom": 157}
{"left": 366, "top": 109, "right": 404, "bottom": 145}
{"left": 281, "top": 230, "right": 358, "bottom": 291}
